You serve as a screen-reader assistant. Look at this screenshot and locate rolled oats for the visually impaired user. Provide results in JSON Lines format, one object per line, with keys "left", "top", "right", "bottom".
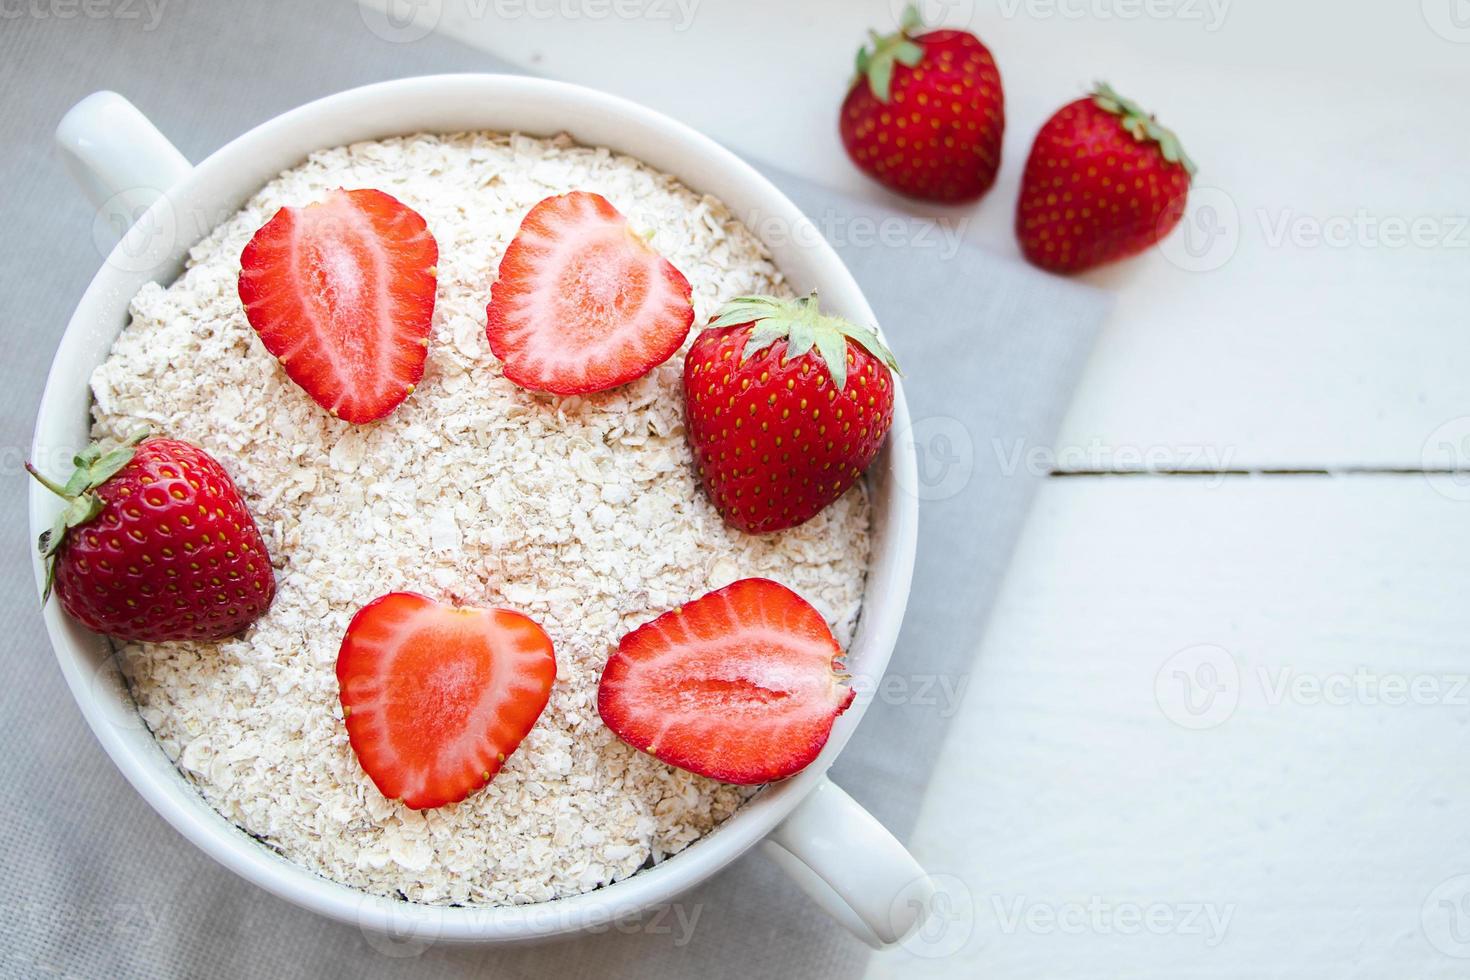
{"left": 89, "top": 132, "right": 870, "bottom": 906}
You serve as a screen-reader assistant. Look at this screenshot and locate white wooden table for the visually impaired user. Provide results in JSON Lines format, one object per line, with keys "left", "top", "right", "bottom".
{"left": 367, "top": 1, "right": 1470, "bottom": 974}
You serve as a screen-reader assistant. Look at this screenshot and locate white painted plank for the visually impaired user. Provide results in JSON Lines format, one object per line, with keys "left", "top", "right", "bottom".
{"left": 866, "top": 474, "right": 1470, "bottom": 978}
{"left": 369, "top": 0, "right": 1470, "bottom": 468}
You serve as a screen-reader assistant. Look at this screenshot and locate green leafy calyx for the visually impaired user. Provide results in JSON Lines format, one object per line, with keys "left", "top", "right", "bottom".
{"left": 27, "top": 429, "right": 148, "bottom": 600}
{"left": 1092, "top": 82, "right": 1197, "bottom": 178}
{"left": 706, "top": 292, "right": 900, "bottom": 391}
{"left": 852, "top": 3, "right": 926, "bottom": 103}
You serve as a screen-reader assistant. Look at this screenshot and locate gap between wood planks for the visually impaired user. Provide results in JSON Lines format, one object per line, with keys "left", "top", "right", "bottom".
{"left": 1049, "top": 467, "right": 1468, "bottom": 478}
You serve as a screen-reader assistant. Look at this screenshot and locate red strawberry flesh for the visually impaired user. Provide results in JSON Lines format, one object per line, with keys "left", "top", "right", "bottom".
{"left": 485, "top": 190, "right": 694, "bottom": 395}
{"left": 598, "top": 578, "right": 854, "bottom": 784}
{"left": 238, "top": 188, "right": 438, "bottom": 424}
{"left": 337, "top": 592, "right": 556, "bottom": 810}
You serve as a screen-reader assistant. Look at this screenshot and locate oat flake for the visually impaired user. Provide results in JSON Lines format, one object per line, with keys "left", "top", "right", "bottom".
{"left": 89, "top": 132, "right": 870, "bottom": 906}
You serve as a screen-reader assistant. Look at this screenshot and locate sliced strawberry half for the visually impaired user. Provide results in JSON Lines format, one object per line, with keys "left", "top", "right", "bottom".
{"left": 597, "top": 578, "right": 855, "bottom": 784}
{"left": 485, "top": 190, "right": 694, "bottom": 395}
{"left": 336, "top": 592, "right": 556, "bottom": 810}
{"left": 238, "top": 188, "right": 438, "bottom": 424}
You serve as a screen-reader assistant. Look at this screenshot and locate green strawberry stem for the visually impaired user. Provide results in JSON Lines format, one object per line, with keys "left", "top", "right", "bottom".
{"left": 27, "top": 429, "right": 148, "bottom": 600}
{"left": 24, "top": 463, "right": 71, "bottom": 499}
{"left": 706, "top": 292, "right": 900, "bottom": 392}
{"left": 853, "top": 3, "right": 926, "bottom": 103}
{"left": 1092, "top": 82, "right": 1197, "bottom": 177}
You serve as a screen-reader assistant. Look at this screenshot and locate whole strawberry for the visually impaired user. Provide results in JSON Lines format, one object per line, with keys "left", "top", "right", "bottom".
{"left": 1017, "top": 83, "right": 1196, "bottom": 274}
{"left": 28, "top": 433, "right": 275, "bottom": 642}
{"left": 683, "top": 294, "right": 899, "bottom": 534}
{"left": 839, "top": 3, "right": 1004, "bottom": 203}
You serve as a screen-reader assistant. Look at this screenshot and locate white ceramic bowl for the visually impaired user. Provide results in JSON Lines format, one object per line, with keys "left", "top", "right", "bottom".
{"left": 34, "top": 75, "right": 925, "bottom": 947}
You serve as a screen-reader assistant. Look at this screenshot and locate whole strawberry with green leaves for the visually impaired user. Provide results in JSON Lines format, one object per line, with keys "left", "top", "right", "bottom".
{"left": 1017, "top": 83, "right": 1196, "bottom": 273}
{"left": 28, "top": 432, "right": 275, "bottom": 642}
{"left": 682, "top": 294, "right": 900, "bottom": 535}
{"left": 839, "top": 4, "right": 1005, "bottom": 203}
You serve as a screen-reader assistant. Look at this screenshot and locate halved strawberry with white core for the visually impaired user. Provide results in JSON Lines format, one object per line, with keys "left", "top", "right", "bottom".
{"left": 485, "top": 190, "right": 694, "bottom": 395}
{"left": 597, "top": 578, "right": 855, "bottom": 784}
{"left": 238, "top": 188, "right": 438, "bottom": 424}
{"left": 336, "top": 592, "right": 556, "bottom": 810}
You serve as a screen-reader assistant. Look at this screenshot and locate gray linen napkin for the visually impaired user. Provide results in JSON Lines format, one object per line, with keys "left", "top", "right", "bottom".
{"left": 0, "top": 3, "right": 1106, "bottom": 977}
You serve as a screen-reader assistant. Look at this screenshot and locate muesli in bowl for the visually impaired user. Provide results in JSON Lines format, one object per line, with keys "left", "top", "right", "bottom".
{"left": 33, "top": 129, "right": 900, "bottom": 908}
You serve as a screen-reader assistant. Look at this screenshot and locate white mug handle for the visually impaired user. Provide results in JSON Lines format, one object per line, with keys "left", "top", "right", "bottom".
{"left": 55, "top": 91, "right": 192, "bottom": 245}
{"left": 761, "top": 776, "right": 936, "bottom": 947}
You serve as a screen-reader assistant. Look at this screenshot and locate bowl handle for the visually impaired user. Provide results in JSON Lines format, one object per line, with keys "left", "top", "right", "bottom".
{"left": 55, "top": 91, "right": 192, "bottom": 243}
{"left": 761, "top": 775, "right": 935, "bottom": 947}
